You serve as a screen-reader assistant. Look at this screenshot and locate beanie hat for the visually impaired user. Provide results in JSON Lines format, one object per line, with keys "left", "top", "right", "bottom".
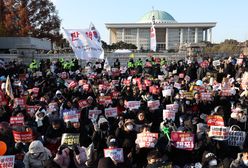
{"left": 202, "top": 151, "right": 217, "bottom": 165}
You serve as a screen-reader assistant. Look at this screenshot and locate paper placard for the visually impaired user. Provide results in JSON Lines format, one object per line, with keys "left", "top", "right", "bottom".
{"left": 174, "top": 83, "right": 181, "bottom": 90}
{"left": 220, "top": 90, "right": 232, "bottom": 97}
{"left": 14, "top": 98, "right": 26, "bottom": 108}
{"left": 126, "top": 101, "right": 140, "bottom": 110}
{"left": 213, "top": 60, "right": 220, "bottom": 67}
{"left": 78, "top": 100, "right": 88, "bottom": 109}
{"left": 99, "top": 96, "right": 112, "bottom": 105}
{"left": 183, "top": 92, "right": 194, "bottom": 100}
{"left": 166, "top": 104, "right": 179, "bottom": 113}
{"left": 206, "top": 115, "right": 224, "bottom": 126}
{"left": 147, "top": 100, "right": 160, "bottom": 110}
{"left": 136, "top": 132, "right": 158, "bottom": 148}
{"left": 10, "top": 116, "right": 24, "bottom": 126}
{"left": 61, "top": 133, "right": 80, "bottom": 147}
{"left": 88, "top": 110, "right": 102, "bottom": 119}
{"left": 63, "top": 111, "right": 79, "bottom": 123}
{"left": 26, "top": 106, "right": 40, "bottom": 117}
{"left": 200, "top": 92, "right": 212, "bottom": 101}
{"left": 171, "top": 132, "right": 194, "bottom": 151}
{"left": 158, "top": 75, "right": 164, "bottom": 81}
{"left": 0, "top": 155, "right": 15, "bottom": 168}
{"left": 162, "top": 89, "right": 172, "bottom": 97}
{"left": 104, "top": 148, "right": 124, "bottom": 163}
{"left": 104, "top": 107, "right": 118, "bottom": 118}
{"left": 228, "top": 131, "right": 246, "bottom": 146}
{"left": 209, "top": 126, "right": 229, "bottom": 141}
{"left": 163, "top": 110, "right": 175, "bottom": 121}
{"left": 13, "top": 130, "right": 33, "bottom": 143}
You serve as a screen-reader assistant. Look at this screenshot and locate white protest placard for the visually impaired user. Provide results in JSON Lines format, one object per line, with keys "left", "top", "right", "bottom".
{"left": 0, "top": 155, "right": 15, "bottom": 168}
{"left": 162, "top": 89, "right": 172, "bottom": 97}
{"left": 136, "top": 132, "right": 158, "bottom": 148}
{"left": 163, "top": 109, "right": 175, "bottom": 121}
{"left": 147, "top": 100, "right": 160, "bottom": 110}
{"left": 88, "top": 109, "right": 102, "bottom": 119}
{"left": 228, "top": 131, "right": 246, "bottom": 146}
{"left": 104, "top": 107, "right": 118, "bottom": 118}
{"left": 213, "top": 60, "right": 220, "bottom": 67}
{"left": 209, "top": 126, "right": 229, "bottom": 141}
{"left": 126, "top": 101, "right": 140, "bottom": 110}
{"left": 174, "top": 82, "right": 181, "bottom": 90}
{"left": 166, "top": 104, "right": 179, "bottom": 113}
{"left": 63, "top": 113, "right": 79, "bottom": 123}
{"left": 201, "top": 92, "right": 212, "bottom": 101}
{"left": 104, "top": 148, "right": 124, "bottom": 163}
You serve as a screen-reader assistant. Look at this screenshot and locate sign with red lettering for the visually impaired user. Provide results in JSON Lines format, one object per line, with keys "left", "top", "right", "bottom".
{"left": 126, "top": 101, "right": 140, "bottom": 110}
{"left": 136, "top": 132, "right": 158, "bottom": 148}
{"left": 209, "top": 126, "right": 229, "bottom": 141}
{"left": 26, "top": 106, "right": 40, "bottom": 117}
{"left": 162, "top": 89, "right": 172, "bottom": 97}
{"left": 104, "top": 148, "right": 124, "bottom": 163}
{"left": 147, "top": 100, "right": 160, "bottom": 110}
{"left": 220, "top": 89, "right": 232, "bottom": 96}
{"left": 63, "top": 113, "right": 79, "bottom": 123}
{"left": 206, "top": 115, "right": 224, "bottom": 126}
{"left": 0, "top": 155, "right": 15, "bottom": 168}
{"left": 163, "top": 110, "right": 175, "bottom": 121}
{"left": 14, "top": 98, "right": 25, "bottom": 108}
{"left": 13, "top": 130, "right": 33, "bottom": 143}
{"left": 166, "top": 104, "right": 179, "bottom": 113}
{"left": 200, "top": 92, "right": 212, "bottom": 101}
{"left": 78, "top": 100, "right": 88, "bottom": 109}
{"left": 104, "top": 107, "right": 118, "bottom": 118}
{"left": 99, "top": 96, "right": 112, "bottom": 105}
{"left": 10, "top": 116, "right": 24, "bottom": 126}
{"left": 88, "top": 109, "right": 102, "bottom": 119}
{"left": 171, "top": 132, "right": 194, "bottom": 151}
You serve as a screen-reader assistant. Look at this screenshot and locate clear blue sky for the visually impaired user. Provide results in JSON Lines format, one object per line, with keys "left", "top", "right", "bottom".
{"left": 52, "top": 0, "right": 248, "bottom": 44}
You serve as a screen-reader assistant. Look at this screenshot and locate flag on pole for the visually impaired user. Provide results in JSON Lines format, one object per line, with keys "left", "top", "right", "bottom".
{"left": 150, "top": 15, "right": 156, "bottom": 52}
{"left": 6, "top": 75, "right": 14, "bottom": 100}
{"left": 63, "top": 23, "right": 103, "bottom": 60}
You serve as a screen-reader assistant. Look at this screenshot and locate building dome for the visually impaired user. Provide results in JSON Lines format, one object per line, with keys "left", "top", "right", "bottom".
{"left": 138, "top": 10, "right": 177, "bottom": 23}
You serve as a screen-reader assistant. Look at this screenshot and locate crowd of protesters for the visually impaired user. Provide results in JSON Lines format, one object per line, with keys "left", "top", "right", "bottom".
{"left": 0, "top": 54, "right": 248, "bottom": 168}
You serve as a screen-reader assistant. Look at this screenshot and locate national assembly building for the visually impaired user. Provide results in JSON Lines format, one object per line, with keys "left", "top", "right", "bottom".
{"left": 105, "top": 10, "right": 216, "bottom": 51}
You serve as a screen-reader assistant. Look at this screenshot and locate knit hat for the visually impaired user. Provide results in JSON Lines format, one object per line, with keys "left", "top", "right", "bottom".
{"left": 202, "top": 152, "right": 217, "bottom": 165}
{"left": 29, "top": 140, "right": 45, "bottom": 154}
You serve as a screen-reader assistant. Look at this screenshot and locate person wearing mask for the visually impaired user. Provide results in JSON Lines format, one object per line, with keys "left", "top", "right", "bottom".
{"left": 23, "top": 140, "right": 52, "bottom": 168}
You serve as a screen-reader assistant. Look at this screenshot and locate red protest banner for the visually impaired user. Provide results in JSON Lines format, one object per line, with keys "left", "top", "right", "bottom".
{"left": 104, "top": 148, "right": 124, "bottom": 163}
{"left": 78, "top": 100, "right": 88, "bottom": 109}
{"left": 12, "top": 130, "right": 33, "bottom": 143}
{"left": 14, "top": 98, "right": 26, "bottom": 108}
{"left": 136, "top": 132, "right": 158, "bottom": 148}
{"left": 125, "top": 101, "right": 140, "bottom": 110}
{"left": 206, "top": 115, "right": 224, "bottom": 126}
{"left": 171, "top": 132, "right": 194, "bottom": 151}
{"left": 10, "top": 116, "right": 24, "bottom": 126}
{"left": 104, "top": 107, "right": 118, "bottom": 118}
{"left": 99, "top": 96, "right": 112, "bottom": 105}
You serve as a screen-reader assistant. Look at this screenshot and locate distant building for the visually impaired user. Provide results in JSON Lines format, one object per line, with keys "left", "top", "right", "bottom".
{"left": 105, "top": 10, "right": 216, "bottom": 51}
{"left": 0, "top": 37, "right": 52, "bottom": 55}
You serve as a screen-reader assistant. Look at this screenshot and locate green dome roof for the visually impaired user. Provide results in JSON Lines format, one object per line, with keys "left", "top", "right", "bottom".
{"left": 138, "top": 10, "right": 176, "bottom": 23}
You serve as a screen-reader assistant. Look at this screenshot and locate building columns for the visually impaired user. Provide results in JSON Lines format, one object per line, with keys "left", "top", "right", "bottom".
{"left": 136, "top": 28, "right": 140, "bottom": 50}
{"left": 180, "top": 28, "right": 183, "bottom": 44}
{"left": 194, "top": 28, "right": 198, "bottom": 43}
{"left": 166, "top": 28, "right": 169, "bottom": 50}
{"left": 122, "top": 28, "right": 125, "bottom": 42}
{"left": 204, "top": 30, "right": 208, "bottom": 42}
{"left": 209, "top": 28, "right": 212, "bottom": 43}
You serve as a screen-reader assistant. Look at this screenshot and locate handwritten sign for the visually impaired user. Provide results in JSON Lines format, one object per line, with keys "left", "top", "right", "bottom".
{"left": 13, "top": 130, "right": 33, "bottom": 143}
{"left": 206, "top": 115, "right": 224, "bottom": 126}
{"left": 147, "top": 100, "right": 160, "bottom": 110}
{"left": 163, "top": 110, "right": 175, "bottom": 121}
{"left": 136, "top": 132, "right": 158, "bottom": 148}
{"left": 0, "top": 155, "right": 15, "bottom": 168}
{"left": 171, "top": 132, "right": 194, "bottom": 151}
{"left": 104, "top": 148, "right": 124, "bottom": 163}
{"left": 209, "top": 126, "right": 229, "bottom": 141}
{"left": 61, "top": 133, "right": 80, "bottom": 147}
{"left": 104, "top": 107, "right": 118, "bottom": 118}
